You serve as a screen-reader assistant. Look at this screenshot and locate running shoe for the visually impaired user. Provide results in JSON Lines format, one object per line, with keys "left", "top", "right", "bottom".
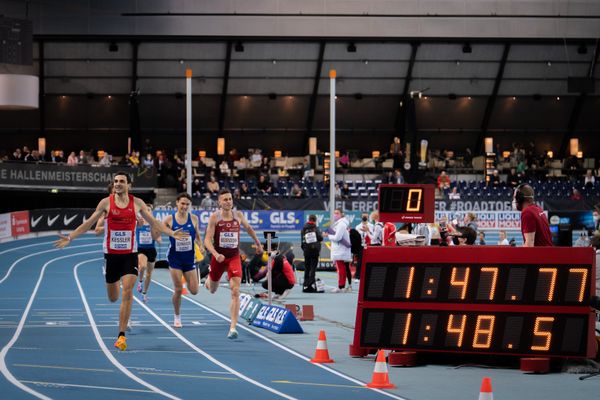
{"left": 174, "top": 316, "right": 182, "bottom": 328}
{"left": 114, "top": 336, "right": 127, "bottom": 351}
{"left": 330, "top": 287, "right": 342, "bottom": 293}
{"left": 227, "top": 329, "right": 239, "bottom": 340}
{"left": 136, "top": 281, "right": 143, "bottom": 293}
{"left": 142, "top": 293, "right": 148, "bottom": 303}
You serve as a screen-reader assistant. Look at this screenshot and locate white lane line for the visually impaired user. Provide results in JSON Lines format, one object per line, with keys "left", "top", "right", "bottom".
{"left": 0, "top": 249, "right": 101, "bottom": 400}
{"left": 0, "top": 237, "right": 96, "bottom": 256}
{"left": 21, "top": 380, "right": 155, "bottom": 394}
{"left": 0, "top": 242, "right": 100, "bottom": 284}
{"left": 152, "top": 280, "right": 410, "bottom": 400}
{"left": 132, "top": 296, "right": 299, "bottom": 400}
{"left": 74, "top": 258, "right": 182, "bottom": 400}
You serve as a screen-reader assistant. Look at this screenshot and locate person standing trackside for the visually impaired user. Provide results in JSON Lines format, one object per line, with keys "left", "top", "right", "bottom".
{"left": 354, "top": 213, "right": 373, "bottom": 282}
{"left": 301, "top": 214, "right": 323, "bottom": 293}
{"left": 368, "top": 211, "right": 384, "bottom": 246}
{"left": 204, "top": 188, "right": 264, "bottom": 339}
{"left": 54, "top": 171, "right": 188, "bottom": 351}
{"left": 163, "top": 193, "right": 204, "bottom": 328}
{"left": 324, "top": 209, "right": 352, "bottom": 293}
{"left": 513, "top": 184, "right": 553, "bottom": 247}
{"left": 136, "top": 204, "right": 161, "bottom": 303}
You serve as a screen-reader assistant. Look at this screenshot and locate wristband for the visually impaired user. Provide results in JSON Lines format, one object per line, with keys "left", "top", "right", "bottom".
{"left": 67, "top": 235, "right": 72, "bottom": 241}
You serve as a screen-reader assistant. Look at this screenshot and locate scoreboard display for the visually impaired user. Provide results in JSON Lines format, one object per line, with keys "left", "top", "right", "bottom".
{"left": 378, "top": 184, "right": 435, "bottom": 223}
{"left": 352, "top": 246, "right": 596, "bottom": 358}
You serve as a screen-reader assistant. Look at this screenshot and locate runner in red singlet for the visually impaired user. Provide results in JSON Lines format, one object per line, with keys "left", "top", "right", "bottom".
{"left": 204, "top": 188, "right": 264, "bottom": 339}
{"left": 54, "top": 171, "right": 188, "bottom": 351}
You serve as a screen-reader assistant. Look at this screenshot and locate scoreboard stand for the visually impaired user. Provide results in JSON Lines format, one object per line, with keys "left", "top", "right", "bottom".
{"left": 350, "top": 246, "right": 596, "bottom": 368}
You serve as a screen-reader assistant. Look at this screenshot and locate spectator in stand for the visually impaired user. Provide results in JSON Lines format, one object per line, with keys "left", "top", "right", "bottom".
{"left": 437, "top": 170, "right": 451, "bottom": 191}
{"left": 250, "top": 149, "right": 262, "bottom": 168}
{"left": 339, "top": 152, "right": 350, "bottom": 169}
{"left": 67, "top": 151, "right": 78, "bottom": 166}
{"left": 593, "top": 206, "right": 600, "bottom": 234}
{"left": 290, "top": 183, "right": 304, "bottom": 199}
{"left": 570, "top": 188, "right": 582, "bottom": 201}
{"left": 240, "top": 182, "right": 251, "bottom": 199}
{"left": 128, "top": 151, "right": 140, "bottom": 167}
{"left": 99, "top": 152, "right": 112, "bottom": 166}
{"left": 478, "top": 231, "right": 486, "bottom": 245}
{"left": 219, "top": 160, "right": 231, "bottom": 177}
{"left": 584, "top": 169, "right": 595, "bottom": 188}
{"left": 78, "top": 150, "right": 88, "bottom": 164}
{"left": 334, "top": 183, "right": 342, "bottom": 199}
{"left": 233, "top": 188, "right": 241, "bottom": 200}
{"left": 257, "top": 174, "right": 272, "bottom": 195}
{"left": 390, "top": 137, "right": 403, "bottom": 170}
{"left": 48, "top": 150, "right": 64, "bottom": 163}
{"left": 489, "top": 170, "right": 501, "bottom": 186}
{"left": 10, "top": 148, "right": 22, "bottom": 161}
{"left": 22, "top": 146, "right": 31, "bottom": 160}
{"left": 463, "top": 212, "right": 478, "bottom": 232}
{"left": 142, "top": 153, "right": 154, "bottom": 169}
{"left": 260, "top": 156, "right": 270, "bottom": 175}
{"left": 340, "top": 183, "right": 351, "bottom": 199}
{"left": 207, "top": 176, "right": 220, "bottom": 194}
{"left": 191, "top": 178, "right": 202, "bottom": 198}
{"left": 24, "top": 150, "right": 41, "bottom": 162}
{"left": 448, "top": 187, "right": 461, "bottom": 200}
{"left": 389, "top": 169, "right": 404, "bottom": 184}
{"left": 507, "top": 168, "right": 520, "bottom": 188}
{"left": 498, "top": 230, "right": 510, "bottom": 245}
{"left": 200, "top": 192, "right": 216, "bottom": 210}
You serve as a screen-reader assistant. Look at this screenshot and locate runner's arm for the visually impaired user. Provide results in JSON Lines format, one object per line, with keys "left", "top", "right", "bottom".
{"left": 204, "top": 213, "right": 221, "bottom": 258}
{"left": 238, "top": 211, "right": 264, "bottom": 254}
{"left": 94, "top": 213, "right": 106, "bottom": 236}
{"left": 135, "top": 198, "right": 187, "bottom": 240}
{"left": 55, "top": 198, "right": 109, "bottom": 248}
{"left": 192, "top": 214, "right": 204, "bottom": 252}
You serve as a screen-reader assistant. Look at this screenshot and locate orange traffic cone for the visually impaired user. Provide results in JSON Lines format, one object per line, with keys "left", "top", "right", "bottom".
{"left": 478, "top": 377, "right": 493, "bottom": 400}
{"left": 310, "top": 330, "right": 334, "bottom": 363}
{"left": 181, "top": 276, "right": 188, "bottom": 295}
{"left": 366, "top": 350, "right": 396, "bottom": 389}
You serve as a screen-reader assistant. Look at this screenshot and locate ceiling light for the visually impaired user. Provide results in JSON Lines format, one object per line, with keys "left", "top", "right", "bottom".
{"left": 109, "top": 42, "right": 118, "bottom": 52}
{"left": 448, "top": 93, "right": 457, "bottom": 100}
{"left": 462, "top": 43, "right": 472, "bottom": 54}
{"left": 234, "top": 42, "right": 244, "bottom": 52}
{"left": 268, "top": 93, "right": 277, "bottom": 100}
{"left": 354, "top": 93, "right": 363, "bottom": 100}
{"left": 347, "top": 43, "right": 357, "bottom": 53}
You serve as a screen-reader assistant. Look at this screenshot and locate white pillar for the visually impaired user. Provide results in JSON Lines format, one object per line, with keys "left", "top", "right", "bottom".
{"left": 186, "top": 69, "right": 192, "bottom": 196}
{"left": 329, "top": 69, "right": 336, "bottom": 222}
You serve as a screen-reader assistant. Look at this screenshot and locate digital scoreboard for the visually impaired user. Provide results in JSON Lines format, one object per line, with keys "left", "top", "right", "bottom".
{"left": 378, "top": 184, "right": 435, "bottom": 223}
{"left": 351, "top": 246, "right": 596, "bottom": 358}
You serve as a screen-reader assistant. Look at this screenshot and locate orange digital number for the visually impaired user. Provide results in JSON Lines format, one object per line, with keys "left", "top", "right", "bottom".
{"left": 480, "top": 267, "right": 498, "bottom": 300}
{"left": 406, "top": 189, "right": 422, "bottom": 212}
{"left": 539, "top": 268, "right": 557, "bottom": 301}
{"left": 472, "top": 315, "right": 496, "bottom": 348}
{"left": 405, "top": 267, "right": 415, "bottom": 299}
{"left": 568, "top": 268, "right": 588, "bottom": 302}
{"left": 447, "top": 314, "right": 467, "bottom": 347}
{"left": 531, "top": 316, "right": 554, "bottom": 351}
{"left": 402, "top": 313, "right": 412, "bottom": 345}
{"left": 450, "top": 267, "right": 470, "bottom": 300}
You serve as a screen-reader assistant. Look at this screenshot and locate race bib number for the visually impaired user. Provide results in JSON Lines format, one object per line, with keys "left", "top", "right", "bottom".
{"left": 138, "top": 230, "right": 152, "bottom": 245}
{"left": 175, "top": 236, "right": 193, "bottom": 252}
{"left": 304, "top": 231, "right": 317, "bottom": 244}
{"left": 110, "top": 230, "right": 132, "bottom": 250}
{"left": 219, "top": 231, "right": 239, "bottom": 248}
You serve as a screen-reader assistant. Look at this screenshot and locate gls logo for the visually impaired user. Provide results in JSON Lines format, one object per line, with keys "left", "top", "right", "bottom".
{"left": 270, "top": 212, "right": 296, "bottom": 224}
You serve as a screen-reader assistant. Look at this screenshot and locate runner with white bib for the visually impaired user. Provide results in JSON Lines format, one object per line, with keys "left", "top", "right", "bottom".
{"left": 136, "top": 204, "right": 161, "bottom": 302}
{"left": 163, "top": 192, "right": 204, "bottom": 328}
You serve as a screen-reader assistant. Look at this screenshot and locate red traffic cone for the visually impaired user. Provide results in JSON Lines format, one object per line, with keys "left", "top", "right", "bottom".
{"left": 181, "top": 276, "right": 188, "bottom": 295}
{"left": 366, "top": 350, "right": 396, "bottom": 389}
{"left": 310, "top": 330, "right": 334, "bottom": 363}
{"left": 478, "top": 377, "right": 493, "bottom": 400}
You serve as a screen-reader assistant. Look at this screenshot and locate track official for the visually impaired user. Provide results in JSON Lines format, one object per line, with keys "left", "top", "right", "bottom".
{"left": 512, "top": 184, "right": 553, "bottom": 247}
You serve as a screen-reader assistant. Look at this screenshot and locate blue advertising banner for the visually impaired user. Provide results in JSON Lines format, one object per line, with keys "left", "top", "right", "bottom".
{"left": 153, "top": 210, "right": 304, "bottom": 231}
{"left": 252, "top": 304, "right": 303, "bottom": 334}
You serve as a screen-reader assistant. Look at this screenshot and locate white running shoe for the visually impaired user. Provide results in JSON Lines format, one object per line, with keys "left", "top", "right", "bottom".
{"left": 142, "top": 293, "right": 148, "bottom": 303}
{"left": 227, "top": 329, "right": 238, "bottom": 340}
{"left": 330, "top": 287, "right": 342, "bottom": 293}
{"left": 174, "top": 316, "right": 182, "bottom": 328}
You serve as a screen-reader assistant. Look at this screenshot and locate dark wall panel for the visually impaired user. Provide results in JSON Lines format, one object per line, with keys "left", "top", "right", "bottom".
{"left": 416, "top": 97, "right": 486, "bottom": 130}
{"left": 489, "top": 97, "right": 574, "bottom": 130}
{"left": 44, "top": 96, "right": 129, "bottom": 130}
{"left": 139, "top": 95, "right": 220, "bottom": 131}
{"left": 0, "top": 109, "right": 39, "bottom": 130}
{"left": 576, "top": 96, "right": 600, "bottom": 130}
{"left": 223, "top": 96, "right": 309, "bottom": 130}
{"left": 312, "top": 96, "right": 397, "bottom": 130}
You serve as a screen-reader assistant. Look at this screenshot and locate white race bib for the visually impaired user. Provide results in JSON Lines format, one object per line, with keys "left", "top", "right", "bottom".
{"left": 175, "top": 236, "right": 193, "bottom": 252}
{"left": 219, "top": 231, "right": 239, "bottom": 248}
{"left": 304, "top": 231, "right": 317, "bottom": 244}
{"left": 138, "top": 230, "right": 152, "bottom": 245}
{"left": 110, "top": 230, "right": 132, "bottom": 250}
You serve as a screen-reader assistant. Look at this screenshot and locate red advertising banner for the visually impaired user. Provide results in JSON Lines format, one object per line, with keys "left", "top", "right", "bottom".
{"left": 11, "top": 211, "right": 30, "bottom": 236}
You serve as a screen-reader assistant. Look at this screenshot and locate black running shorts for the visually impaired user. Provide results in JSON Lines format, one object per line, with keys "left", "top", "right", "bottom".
{"left": 104, "top": 253, "right": 138, "bottom": 284}
{"left": 138, "top": 247, "right": 157, "bottom": 263}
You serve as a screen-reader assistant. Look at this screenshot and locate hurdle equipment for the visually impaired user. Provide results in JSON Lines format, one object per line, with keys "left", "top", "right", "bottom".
{"left": 366, "top": 350, "right": 396, "bottom": 389}
{"left": 478, "top": 377, "right": 493, "bottom": 400}
{"left": 310, "top": 330, "right": 334, "bottom": 363}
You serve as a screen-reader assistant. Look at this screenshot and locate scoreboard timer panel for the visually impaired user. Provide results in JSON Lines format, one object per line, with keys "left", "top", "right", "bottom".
{"left": 378, "top": 184, "right": 435, "bottom": 223}
{"left": 352, "top": 246, "right": 596, "bottom": 358}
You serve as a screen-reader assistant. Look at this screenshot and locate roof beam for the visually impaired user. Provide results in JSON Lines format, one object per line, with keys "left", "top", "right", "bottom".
{"left": 395, "top": 42, "right": 419, "bottom": 144}
{"left": 476, "top": 42, "right": 510, "bottom": 154}
{"left": 560, "top": 40, "right": 600, "bottom": 156}
{"left": 218, "top": 41, "right": 233, "bottom": 134}
{"left": 305, "top": 41, "right": 326, "bottom": 152}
